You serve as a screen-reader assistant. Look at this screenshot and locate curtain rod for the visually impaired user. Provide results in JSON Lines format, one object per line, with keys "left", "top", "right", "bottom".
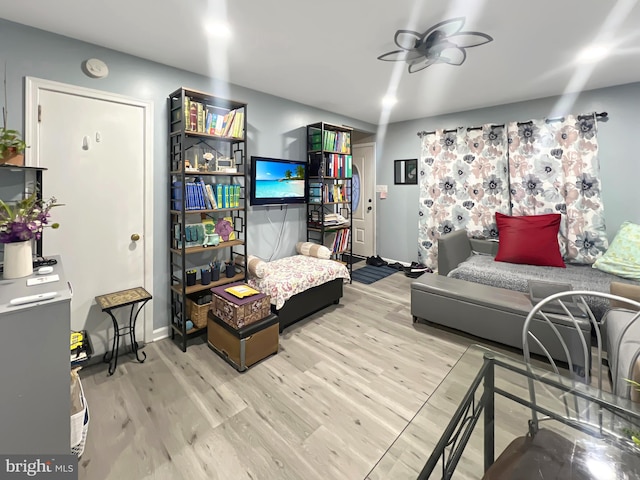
{"left": 416, "top": 111, "right": 608, "bottom": 138}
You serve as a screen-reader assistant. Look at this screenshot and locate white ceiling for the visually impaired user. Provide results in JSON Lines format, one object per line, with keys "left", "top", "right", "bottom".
{"left": 2, "top": 0, "right": 640, "bottom": 125}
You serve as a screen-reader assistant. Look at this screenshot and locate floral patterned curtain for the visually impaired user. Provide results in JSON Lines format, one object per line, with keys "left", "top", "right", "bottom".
{"left": 417, "top": 125, "right": 510, "bottom": 269}
{"left": 507, "top": 114, "right": 608, "bottom": 264}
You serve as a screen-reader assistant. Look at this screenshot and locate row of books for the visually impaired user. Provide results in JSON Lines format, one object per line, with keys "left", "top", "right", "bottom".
{"left": 327, "top": 229, "right": 350, "bottom": 254}
{"left": 184, "top": 97, "right": 244, "bottom": 139}
{"left": 309, "top": 154, "right": 352, "bottom": 178}
{"left": 326, "top": 154, "right": 352, "bottom": 178}
{"left": 309, "top": 130, "right": 351, "bottom": 153}
{"left": 172, "top": 181, "right": 241, "bottom": 210}
{"left": 309, "top": 183, "right": 350, "bottom": 203}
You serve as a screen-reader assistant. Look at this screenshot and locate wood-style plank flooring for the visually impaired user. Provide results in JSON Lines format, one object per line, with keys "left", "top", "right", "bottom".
{"left": 77, "top": 266, "right": 508, "bottom": 480}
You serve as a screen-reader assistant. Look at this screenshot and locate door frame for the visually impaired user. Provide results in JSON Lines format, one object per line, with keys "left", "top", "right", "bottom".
{"left": 24, "top": 77, "right": 155, "bottom": 344}
{"left": 352, "top": 141, "right": 377, "bottom": 257}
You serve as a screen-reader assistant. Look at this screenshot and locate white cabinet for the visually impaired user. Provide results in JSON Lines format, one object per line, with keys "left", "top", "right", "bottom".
{"left": 0, "top": 256, "right": 72, "bottom": 454}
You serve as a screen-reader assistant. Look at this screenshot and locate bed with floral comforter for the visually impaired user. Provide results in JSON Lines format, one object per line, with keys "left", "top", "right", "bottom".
{"left": 248, "top": 255, "right": 350, "bottom": 310}
{"left": 247, "top": 255, "right": 350, "bottom": 331}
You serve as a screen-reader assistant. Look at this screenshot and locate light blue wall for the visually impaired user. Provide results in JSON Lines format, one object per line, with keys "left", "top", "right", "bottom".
{"left": 377, "top": 83, "right": 640, "bottom": 263}
{"left": 0, "top": 19, "right": 375, "bottom": 330}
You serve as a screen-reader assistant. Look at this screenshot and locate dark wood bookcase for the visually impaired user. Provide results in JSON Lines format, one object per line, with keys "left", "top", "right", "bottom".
{"left": 168, "top": 87, "right": 248, "bottom": 351}
{"left": 306, "top": 122, "right": 353, "bottom": 281}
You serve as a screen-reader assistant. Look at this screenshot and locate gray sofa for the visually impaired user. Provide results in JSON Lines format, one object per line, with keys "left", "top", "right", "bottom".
{"left": 411, "top": 230, "right": 640, "bottom": 371}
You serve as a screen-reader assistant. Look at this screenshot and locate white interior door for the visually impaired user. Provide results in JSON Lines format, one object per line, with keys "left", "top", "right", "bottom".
{"left": 351, "top": 143, "right": 376, "bottom": 258}
{"left": 25, "top": 78, "right": 153, "bottom": 357}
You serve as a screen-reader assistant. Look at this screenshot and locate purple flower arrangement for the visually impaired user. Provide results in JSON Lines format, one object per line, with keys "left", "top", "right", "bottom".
{"left": 0, "top": 191, "right": 59, "bottom": 243}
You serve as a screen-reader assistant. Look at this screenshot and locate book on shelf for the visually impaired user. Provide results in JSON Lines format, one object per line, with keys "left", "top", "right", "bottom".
{"left": 171, "top": 181, "right": 183, "bottom": 210}
{"left": 199, "top": 179, "right": 212, "bottom": 209}
{"left": 309, "top": 129, "right": 322, "bottom": 150}
{"left": 323, "top": 213, "right": 349, "bottom": 226}
{"left": 213, "top": 114, "right": 224, "bottom": 135}
{"left": 189, "top": 102, "right": 198, "bottom": 131}
{"left": 197, "top": 103, "right": 205, "bottom": 132}
{"left": 184, "top": 97, "right": 190, "bottom": 128}
{"left": 205, "top": 184, "right": 217, "bottom": 209}
{"left": 222, "top": 109, "right": 236, "bottom": 137}
{"left": 205, "top": 112, "right": 214, "bottom": 133}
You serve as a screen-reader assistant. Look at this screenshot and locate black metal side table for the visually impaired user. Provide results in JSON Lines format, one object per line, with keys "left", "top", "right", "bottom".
{"left": 95, "top": 287, "right": 152, "bottom": 376}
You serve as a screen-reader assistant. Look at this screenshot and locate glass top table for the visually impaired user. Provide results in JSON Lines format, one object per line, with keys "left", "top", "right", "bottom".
{"left": 366, "top": 344, "right": 640, "bottom": 480}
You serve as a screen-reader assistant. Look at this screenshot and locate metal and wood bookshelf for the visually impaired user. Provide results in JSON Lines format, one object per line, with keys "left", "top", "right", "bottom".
{"left": 306, "top": 122, "right": 353, "bottom": 281}
{"left": 168, "top": 87, "right": 248, "bottom": 351}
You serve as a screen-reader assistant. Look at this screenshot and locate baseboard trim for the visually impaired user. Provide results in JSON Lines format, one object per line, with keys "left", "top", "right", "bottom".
{"left": 153, "top": 326, "right": 170, "bottom": 342}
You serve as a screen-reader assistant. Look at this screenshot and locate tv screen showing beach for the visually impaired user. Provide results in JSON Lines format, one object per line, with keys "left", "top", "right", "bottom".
{"left": 254, "top": 159, "right": 306, "bottom": 201}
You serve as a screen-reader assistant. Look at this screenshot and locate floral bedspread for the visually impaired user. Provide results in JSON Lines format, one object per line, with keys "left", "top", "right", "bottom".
{"left": 247, "top": 255, "right": 350, "bottom": 309}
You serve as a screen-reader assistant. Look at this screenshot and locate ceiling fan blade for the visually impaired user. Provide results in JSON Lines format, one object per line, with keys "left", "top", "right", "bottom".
{"left": 421, "top": 17, "right": 465, "bottom": 40}
{"left": 408, "top": 57, "right": 439, "bottom": 73}
{"left": 439, "top": 47, "right": 467, "bottom": 66}
{"left": 394, "top": 30, "right": 421, "bottom": 50}
{"left": 449, "top": 31, "right": 493, "bottom": 48}
{"left": 377, "top": 50, "right": 410, "bottom": 62}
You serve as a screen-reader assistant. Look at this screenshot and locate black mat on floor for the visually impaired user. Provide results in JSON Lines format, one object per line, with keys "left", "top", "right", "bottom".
{"left": 351, "top": 264, "right": 399, "bottom": 285}
{"left": 342, "top": 254, "right": 365, "bottom": 265}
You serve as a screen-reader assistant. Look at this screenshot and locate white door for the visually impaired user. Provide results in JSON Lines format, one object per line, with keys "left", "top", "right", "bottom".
{"left": 25, "top": 78, "right": 154, "bottom": 357}
{"left": 351, "top": 143, "right": 376, "bottom": 258}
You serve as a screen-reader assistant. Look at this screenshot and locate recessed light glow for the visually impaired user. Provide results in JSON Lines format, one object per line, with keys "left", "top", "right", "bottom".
{"left": 204, "top": 20, "right": 232, "bottom": 39}
{"left": 577, "top": 45, "right": 610, "bottom": 63}
{"left": 382, "top": 95, "right": 397, "bottom": 107}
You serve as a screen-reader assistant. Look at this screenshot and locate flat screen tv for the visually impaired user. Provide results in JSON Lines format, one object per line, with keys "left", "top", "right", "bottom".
{"left": 250, "top": 156, "right": 307, "bottom": 206}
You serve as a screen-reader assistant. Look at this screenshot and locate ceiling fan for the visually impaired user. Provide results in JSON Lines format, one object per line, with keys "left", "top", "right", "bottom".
{"left": 377, "top": 17, "right": 493, "bottom": 73}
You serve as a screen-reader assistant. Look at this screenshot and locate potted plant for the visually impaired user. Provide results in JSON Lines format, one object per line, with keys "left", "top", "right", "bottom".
{"left": 0, "top": 127, "right": 27, "bottom": 163}
{"left": 0, "top": 189, "right": 59, "bottom": 278}
{"left": 0, "top": 64, "right": 27, "bottom": 165}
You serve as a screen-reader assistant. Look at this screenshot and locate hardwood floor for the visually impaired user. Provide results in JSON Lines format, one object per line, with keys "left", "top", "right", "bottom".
{"left": 77, "top": 269, "right": 483, "bottom": 480}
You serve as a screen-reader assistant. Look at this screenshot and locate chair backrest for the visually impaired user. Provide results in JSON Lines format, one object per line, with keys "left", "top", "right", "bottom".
{"left": 522, "top": 290, "right": 640, "bottom": 436}
{"left": 523, "top": 290, "right": 640, "bottom": 389}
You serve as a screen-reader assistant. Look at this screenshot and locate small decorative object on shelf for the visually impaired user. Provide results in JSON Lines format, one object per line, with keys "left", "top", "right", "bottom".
{"left": 306, "top": 122, "right": 353, "bottom": 281}
{"left": 0, "top": 189, "right": 60, "bottom": 279}
{"left": 0, "top": 127, "right": 27, "bottom": 166}
{"left": 1, "top": 68, "right": 28, "bottom": 166}
{"left": 168, "top": 87, "right": 247, "bottom": 351}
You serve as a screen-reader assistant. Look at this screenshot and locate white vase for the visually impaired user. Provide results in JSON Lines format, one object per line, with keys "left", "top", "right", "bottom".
{"left": 3, "top": 240, "right": 33, "bottom": 279}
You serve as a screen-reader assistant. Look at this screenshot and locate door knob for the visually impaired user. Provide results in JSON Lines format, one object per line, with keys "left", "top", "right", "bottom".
{"left": 131, "top": 233, "right": 140, "bottom": 241}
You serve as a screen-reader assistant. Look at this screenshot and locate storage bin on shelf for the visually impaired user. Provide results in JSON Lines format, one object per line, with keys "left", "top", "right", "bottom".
{"left": 186, "top": 294, "right": 212, "bottom": 329}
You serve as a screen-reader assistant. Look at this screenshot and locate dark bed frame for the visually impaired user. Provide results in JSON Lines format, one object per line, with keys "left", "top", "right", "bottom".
{"left": 273, "top": 278, "right": 344, "bottom": 332}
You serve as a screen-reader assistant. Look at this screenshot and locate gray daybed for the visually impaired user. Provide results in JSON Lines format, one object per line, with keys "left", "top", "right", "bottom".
{"left": 411, "top": 229, "right": 640, "bottom": 370}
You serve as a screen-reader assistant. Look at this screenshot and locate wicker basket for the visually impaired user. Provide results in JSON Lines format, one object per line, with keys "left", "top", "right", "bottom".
{"left": 186, "top": 298, "right": 211, "bottom": 328}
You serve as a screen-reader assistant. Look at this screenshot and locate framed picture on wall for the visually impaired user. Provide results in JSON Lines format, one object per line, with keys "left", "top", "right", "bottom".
{"left": 394, "top": 159, "right": 418, "bottom": 185}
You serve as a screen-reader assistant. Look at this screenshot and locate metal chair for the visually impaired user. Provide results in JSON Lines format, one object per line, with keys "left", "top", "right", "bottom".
{"left": 522, "top": 290, "right": 640, "bottom": 437}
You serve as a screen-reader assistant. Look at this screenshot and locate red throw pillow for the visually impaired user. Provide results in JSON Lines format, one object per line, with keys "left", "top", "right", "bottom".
{"left": 494, "top": 212, "right": 566, "bottom": 268}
